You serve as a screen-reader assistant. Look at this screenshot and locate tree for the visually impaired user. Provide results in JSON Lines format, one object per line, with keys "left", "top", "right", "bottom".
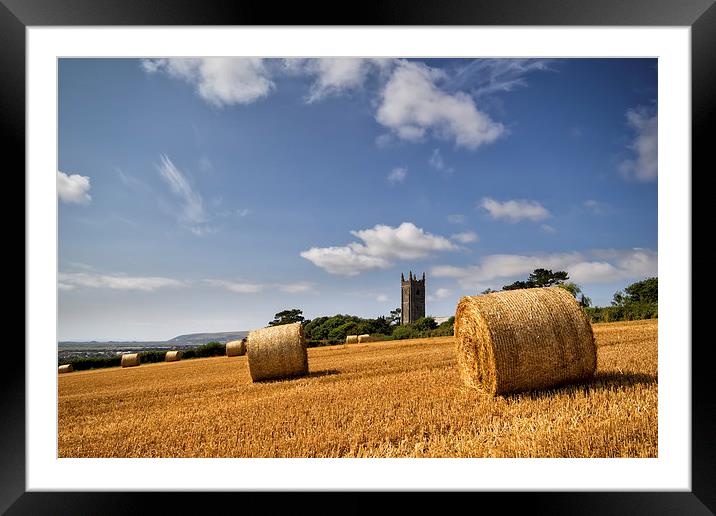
{"left": 412, "top": 317, "right": 438, "bottom": 332}
{"left": 389, "top": 307, "right": 402, "bottom": 325}
{"left": 624, "top": 277, "right": 658, "bottom": 304}
{"left": 480, "top": 288, "right": 498, "bottom": 295}
{"left": 612, "top": 277, "right": 657, "bottom": 306}
{"left": 268, "top": 308, "right": 305, "bottom": 327}
{"left": 503, "top": 268, "right": 569, "bottom": 290}
{"left": 558, "top": 282, "right": 592, "bottom": 307}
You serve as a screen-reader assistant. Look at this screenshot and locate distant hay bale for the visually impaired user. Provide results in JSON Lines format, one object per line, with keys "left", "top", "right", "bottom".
{"left": 121, "top": 353, "right": 140, "bottom": 368}
{"left": 454, "top": 287, "right": 596, "bottom": 395}
{"left": 165, "top": 350, "right": 182, "bottom": 362}
{"left": 226, "top": 339, "right": 247, "bottom": 357}
{"left": 246, "top": 322, "right": 308, "bottom": 382}
{"left": 345, "top": 335, "right": 359, "bottom": 344}
{"left": 58, "top": 364, "right": 73, "bottom": 374}
{"left": 357, "top": 334, "right": 376, "bottom": 343}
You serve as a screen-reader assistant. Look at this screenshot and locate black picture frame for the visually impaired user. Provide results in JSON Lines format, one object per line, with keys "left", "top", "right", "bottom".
{"left": 4, "top": 0, "right": 712, "bottom": 513}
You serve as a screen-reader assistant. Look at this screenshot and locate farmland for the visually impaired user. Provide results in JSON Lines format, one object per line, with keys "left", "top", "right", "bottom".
{"left": 58, "top": 319, "right": 657, "bottom": 458}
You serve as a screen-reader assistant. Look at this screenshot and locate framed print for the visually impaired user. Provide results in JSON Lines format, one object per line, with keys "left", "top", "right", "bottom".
{"left": 5, "top": 0, "right": 714, "bottom": 513}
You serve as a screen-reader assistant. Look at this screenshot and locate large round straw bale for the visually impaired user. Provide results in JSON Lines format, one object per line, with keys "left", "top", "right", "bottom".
{"left": 454, "top": 287, "right": 596, "bottom": 395}
{"left": 121, "top": 353, "right": 140, "bottom": 368}
{"left": 58, "top": 364, "right": 73, "bottom": 374}
{"left": 345, "top": 335, "right": 359, "bottom": 344}
{"left": 357, "top": 334, "right": 375, "bottom": 343}
{"left": 226, "top": 339, "right": 247, "bottom": 357}
{"left": 246, "top": 322, "right": 308, "bottom": 382}
{"left": 165, "top": 350, "right": 182, "bottom": 362}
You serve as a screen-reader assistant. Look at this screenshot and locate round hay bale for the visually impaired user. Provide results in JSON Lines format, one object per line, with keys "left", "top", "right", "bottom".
{"left": 357, "top": 334, "right": 375, "bottom": 343}
{"left": 246, "top": 322, "right": 308, "bottom": 382}
{"left": 120, "top": 353, "right": 140, "bottom": 368}
{"left": 58, "top": 364, "right": 73, "bottom": 374}
{"left": 226, "top": 339, "right": 247, "bottom": 357}
{"left": 454, "top": 287, "right": 596, "bottom": 395}
{"left": 345, "top": 335, "right": 359, "bottom": 344}
{"left": 165, "top": 350, "right": 182, "bottom": 362}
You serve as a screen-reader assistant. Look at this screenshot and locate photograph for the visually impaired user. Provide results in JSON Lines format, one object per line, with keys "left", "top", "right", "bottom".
{"left": 57, "top": 56, "right": 659, "bottom": 459}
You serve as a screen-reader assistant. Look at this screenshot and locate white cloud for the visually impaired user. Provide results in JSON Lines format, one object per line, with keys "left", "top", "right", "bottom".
{"left": 387, "top": 166, "right": 408, "bottom": 184}
{"left": 447, "top": 214, "right": 466, "bottom": 224}
{"left": 156, "top": 154, "right": 213, "bottom": 236}
{"left": 376, "top": 293, "right": 389, "bottom": 303}
{"left": 480, "top": 197, "right": 551, "bottom": 222}
{"left": 540, "top": 224, "right": 556, "bottom": 234}
{"left": 583, "top": 199, "right": 602, "bottom": 214}
{"left": 428, "top": 148, "right": 454, "bottom": 174}
{"left": 57, "top": 171, "right": 91, "bottom": 204}
{"left": 301, "top": 222, "right": 458, "bottom": 275}
{"left": 431, "top": 248, "right": 657, "bottom": 290}
{"left": 451, "top": 231, "right": 479, "bottom": 244}
{"left": 435, "top": 288, "right": 451, "bottom": 299}
{"left": 619, "top": 106, "right": 657, "bottom": 182}
{"left": 350, "top": 222, "right": 457, "bottom": 260}
{"left": 141, "top": 58, "right": 274, "bottom": 107}
{"left": 300, "top": 246, "right": 391, "bottom": 276}
{"left": 375, "top": 61, "right": 505, "bottom": 149}
{"left": 278, "top": 282, "right": 314, "bottom": 294}
{"left": 375, "top": 133, "right": 395, "bottom": 148}
{"left": 59, "top": 272, "right": 185, "bottom": 292}
{"left": 203, "top": 279, "right": 264, "bottom": 294}
{"left": 285, "top": 58, "right": 392, "bottom": 103}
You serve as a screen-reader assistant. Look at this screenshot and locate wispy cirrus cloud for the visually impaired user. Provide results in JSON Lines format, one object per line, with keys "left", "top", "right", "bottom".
{"left": 450, "top": 58, "right": 553, "bottom": 97}
{"left": 156, "top": 154, "right": 215, "bottom": 236}
{"left": 203, "top": 279, "right": 264, "bottom": 294}
{"left": 59, "top": 272, "right": 185, "bottom": 292}
{"left": 204, "top": 279, "right": 315, "bottom": 294}
{"left": 480, "top": 197, "right": 551, "bottom": 222}
{"left": 429, "top": 148, "right": 454, "bottom": 174}
{"left": 619, "top": 105, "right": 657, "bottom": 182}
{"left": 301, "top": 222, "right": 458, "bottom": 276}
{"left": 57, "top": 171, "right": 91, "bottom": 204}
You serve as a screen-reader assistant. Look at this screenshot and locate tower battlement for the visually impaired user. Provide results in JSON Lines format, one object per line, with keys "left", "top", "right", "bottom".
{"left": 401, "top": 271, "right": 426, "bottom": 325}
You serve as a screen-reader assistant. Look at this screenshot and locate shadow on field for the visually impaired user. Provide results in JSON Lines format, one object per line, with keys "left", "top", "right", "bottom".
{"left": 251, "top": 369, "right": 341, "bottom": 384}
{"left": 508, "top": 371, "right": 658, "bottom": 400}
{"left": 306, "top": 369, "right": 341, "bottom": 379}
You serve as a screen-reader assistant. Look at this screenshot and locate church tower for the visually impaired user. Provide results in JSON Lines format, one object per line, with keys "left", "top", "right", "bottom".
{"left": 401, "top": 271, "right": 426, "bottom": 325}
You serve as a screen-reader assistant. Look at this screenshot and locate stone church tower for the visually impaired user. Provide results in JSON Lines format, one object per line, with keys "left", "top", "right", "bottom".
{"left": 401, "top": 271, "right": 426, "bottom": 325}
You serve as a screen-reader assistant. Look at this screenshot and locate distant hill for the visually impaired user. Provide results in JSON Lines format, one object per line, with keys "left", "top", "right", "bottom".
{"left": 167, "top": 331, "right": 249, "bottom": 345}
{"left": 59, "top": 330, "right": 249, "bottom": 350}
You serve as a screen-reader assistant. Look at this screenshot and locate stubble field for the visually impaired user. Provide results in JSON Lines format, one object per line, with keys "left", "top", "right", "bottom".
{"left": 58, "top": 319, "right": 657, "bottom": 458}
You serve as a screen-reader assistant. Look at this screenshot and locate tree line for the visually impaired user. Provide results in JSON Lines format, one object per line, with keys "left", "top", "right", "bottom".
{"left": 268, "top": 308, "right": 454, "bottom": 345}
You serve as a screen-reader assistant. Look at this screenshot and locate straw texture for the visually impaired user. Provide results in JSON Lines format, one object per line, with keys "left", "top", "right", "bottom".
{"left": 165, "top": 351, "right": 182, "bottom": 362}
{"left": 357, "top": 335, "right": 376, "bottom": 343}
{"left": 345, "top": 335, "right": 359, "bottom": 344}
{"left": 454, "top": 287, "right": 596, "bottom": 395}
{"left": 121, "top": 353, "right": 140, "bottom": 368}
{"left": 58, "top": 364, "right": 73, "bottom": 374}
{"left": 226, "top": 339, "right": 247, "bottom": 357}
{"left": 246, "top": 322, "right": 308, "bottom": 382}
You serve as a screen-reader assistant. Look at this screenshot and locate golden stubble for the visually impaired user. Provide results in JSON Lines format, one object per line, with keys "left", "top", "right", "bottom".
{"left": 58, "top": 319, "right": 657, "bottom": 458}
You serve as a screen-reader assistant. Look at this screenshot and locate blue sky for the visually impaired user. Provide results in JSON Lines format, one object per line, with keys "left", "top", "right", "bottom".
{"left": 58, "top": 58, "right": 657, "bottom": 340}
